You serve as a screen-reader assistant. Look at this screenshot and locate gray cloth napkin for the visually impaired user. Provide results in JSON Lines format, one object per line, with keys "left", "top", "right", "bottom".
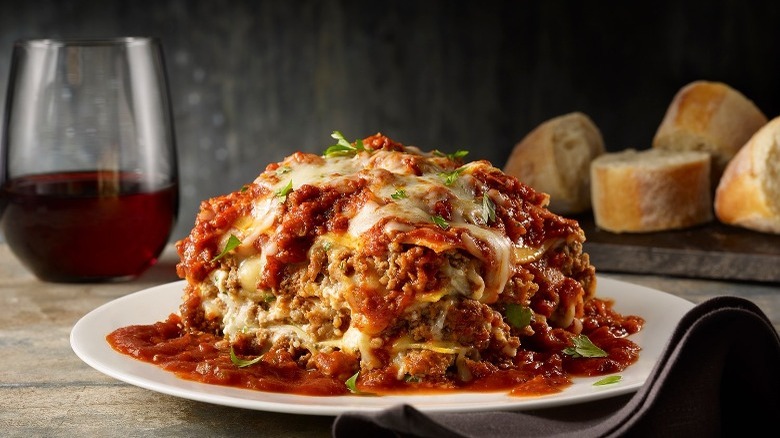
{"left": 332, "top": 296, "right": 780, "bottom": 437}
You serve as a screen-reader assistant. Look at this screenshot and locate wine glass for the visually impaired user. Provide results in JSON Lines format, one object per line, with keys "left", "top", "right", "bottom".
{"left": 0, "top": 37, "right": 179, "bottom": 282}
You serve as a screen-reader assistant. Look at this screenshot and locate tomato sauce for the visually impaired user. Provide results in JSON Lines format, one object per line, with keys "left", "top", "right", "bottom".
{"left": 106, "top": 298, "right": 643, "bottom": 397}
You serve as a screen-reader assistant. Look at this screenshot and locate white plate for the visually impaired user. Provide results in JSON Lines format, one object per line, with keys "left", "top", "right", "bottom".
{"left": 70, "top": 276, "right": 693, "bottom": 416}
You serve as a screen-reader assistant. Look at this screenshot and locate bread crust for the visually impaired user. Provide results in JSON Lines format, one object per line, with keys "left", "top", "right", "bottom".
{"left": 590, "top": 149, "right": 713, "bottom": 233}
{"left": 653, "top": 80, "right": 767, "bottom": 185}
{"left": 503, "top": 112, "right": 604, "bottom": 215}
{"left": 714, "top": 116, "right": 780, "bottom": 233}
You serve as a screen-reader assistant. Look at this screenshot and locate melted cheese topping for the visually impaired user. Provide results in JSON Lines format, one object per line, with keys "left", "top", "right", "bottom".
{"left": 202, "top": 145, "right": 558, "bottom": 364}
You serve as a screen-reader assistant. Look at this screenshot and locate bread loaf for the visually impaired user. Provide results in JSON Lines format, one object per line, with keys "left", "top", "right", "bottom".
{"left": 590, "top": 149, "right": 712, "bottom": 233}
{"left": 714, "top": 115, "right": 780, "bottom": 234}
{"left": 503, "top": 112, "right": 605, "bottom": 215}
{"left": 652, "top": 80, "right": 767, "bottom": 185}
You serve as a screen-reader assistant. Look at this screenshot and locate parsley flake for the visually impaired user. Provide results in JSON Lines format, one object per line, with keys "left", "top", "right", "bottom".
{"left": 212, "top": 234, "right": 241, "bottom": 262}
{"left": 563, "top": 334, "right": 608, "bottom": 358}
{"left": 323, "top": 131, "right": 365, "bottom": 156}
{"left": 275, "top": 165, "right": 291, "bottom": 176}
{"left": 505, "top": 303, "right": 533, "bottom": 329}
{"left": 482, "top": 193, "right": 496, "bottom": 224}
{"left": 345, "top": 372, "right": 359, "bottom": 392}
{"left": 345, "top": 371, "right": 374, "bottom": 395}
{"left": 439, "top": 168, "right": 464, "bottom": 186}
{"left": 275, "top": 180, "right": 293, "bottom": 199}
{"left": 594, "top": 375, "right": 622, "bottom": 386}
{"left": 434, "top": 149, "right": 469, "bottom": 161}
{"left": 229, "top": 346, "right": 262, "bottom": 368}
{"left": 391, "top": 188, "right": 407, "bottom": 200}
{"left": 431, "top": 215, "right": 450, "bottom": 230}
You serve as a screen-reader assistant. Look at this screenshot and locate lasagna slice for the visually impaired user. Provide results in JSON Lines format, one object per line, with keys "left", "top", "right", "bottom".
{"left": 175, "top": 133, "right": 597, "bottom": 388}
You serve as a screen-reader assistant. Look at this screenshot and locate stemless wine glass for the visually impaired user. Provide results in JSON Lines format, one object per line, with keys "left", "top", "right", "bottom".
{"left": 0, "top": 37, "right": 179, "bottom": 282}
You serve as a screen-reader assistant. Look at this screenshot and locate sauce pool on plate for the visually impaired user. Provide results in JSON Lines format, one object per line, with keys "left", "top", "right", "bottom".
{"left": 106, "top": 297, "right": 643, "bottom": 396}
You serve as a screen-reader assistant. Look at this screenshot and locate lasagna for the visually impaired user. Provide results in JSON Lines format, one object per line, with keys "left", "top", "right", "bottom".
{"left": 171, "top": 132, "right": 638, "bottom": 393}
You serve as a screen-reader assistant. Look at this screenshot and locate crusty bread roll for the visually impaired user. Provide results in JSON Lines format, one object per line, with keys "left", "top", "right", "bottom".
{"left": 503, "top": 112, "right": 605, "bottom": 215}
{"left": 652, "top": 80, "right": 767, "bottom": 185}
{"left": 590, "top": 149, "right": 712, "bottom": 233}
{"left": 714, "top": 115, "right": 780, "bottom": 234}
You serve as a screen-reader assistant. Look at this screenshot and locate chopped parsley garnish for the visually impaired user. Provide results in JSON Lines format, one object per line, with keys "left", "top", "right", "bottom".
{"left": 505, "top": 303, "right": 533, "bottom": 329}
{"left": 229, "top": 346, "right": 262, "bottom": 368}
{"left": 275, "top": 180, "right": 293, "bottom": 199}
{"left": 240, "top": 185, "right": 249, "bottom": 193}
{"left": 593, "top": 375, "right": 622, "bottom": 386}
{"left": 345, "top": 371, "right": 373, "bottom": 395}
{"left": 431, "top": 215, "right": 450, "bottom": 230}
{"left": 482, "top": 193, "right": 496, "bottom": 224}
{"left": 434, "top": 149, "right": 469, "bottom": 161}
{"left": 345, "top": 372, "right": 359, "bottom": 392}
{"left": 563, "top": 334, "right": 608, "bottom": 358}
{"left": 390, "top": 188, "right": 407, "bottom": 200}
{"left": 438, "top": 167, "right": 464, "bottom": 186}
{"left": 211, "top": 234, "right": 241, "bottom": 262}
{"left": 323, "top": 131, "right": 365, "bottom": 156}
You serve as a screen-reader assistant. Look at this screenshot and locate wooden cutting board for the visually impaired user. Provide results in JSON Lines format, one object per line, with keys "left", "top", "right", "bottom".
{"left": 574, "top": 214, "right": 780, "bottom": 283}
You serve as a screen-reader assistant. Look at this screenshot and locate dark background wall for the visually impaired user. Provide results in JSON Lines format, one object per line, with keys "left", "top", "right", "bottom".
{"left": 1, "top": 0, "right": 778, "bottom": 242}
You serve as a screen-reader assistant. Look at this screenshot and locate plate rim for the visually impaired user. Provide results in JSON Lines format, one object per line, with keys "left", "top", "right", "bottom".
{"left": 70, "top": 276, "right": 694, "bottom": 416}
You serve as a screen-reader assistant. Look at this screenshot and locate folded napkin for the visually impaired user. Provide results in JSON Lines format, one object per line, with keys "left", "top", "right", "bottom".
{"left": 332, "top": 296, "right": 780, "bottom": 437}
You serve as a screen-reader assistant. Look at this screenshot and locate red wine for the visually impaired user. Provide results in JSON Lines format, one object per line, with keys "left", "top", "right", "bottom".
{"left": 0, "top": 171, "right": 178, "bottom": 282}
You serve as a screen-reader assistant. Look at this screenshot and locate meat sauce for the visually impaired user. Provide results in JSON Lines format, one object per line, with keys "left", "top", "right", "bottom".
{"left": 106, "top": 297, "right": 643, "bottom": 397}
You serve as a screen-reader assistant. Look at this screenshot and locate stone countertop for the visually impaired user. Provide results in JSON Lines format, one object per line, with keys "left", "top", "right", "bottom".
{"left": 1, "top": 243, "right": 778, "bottom": 437}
